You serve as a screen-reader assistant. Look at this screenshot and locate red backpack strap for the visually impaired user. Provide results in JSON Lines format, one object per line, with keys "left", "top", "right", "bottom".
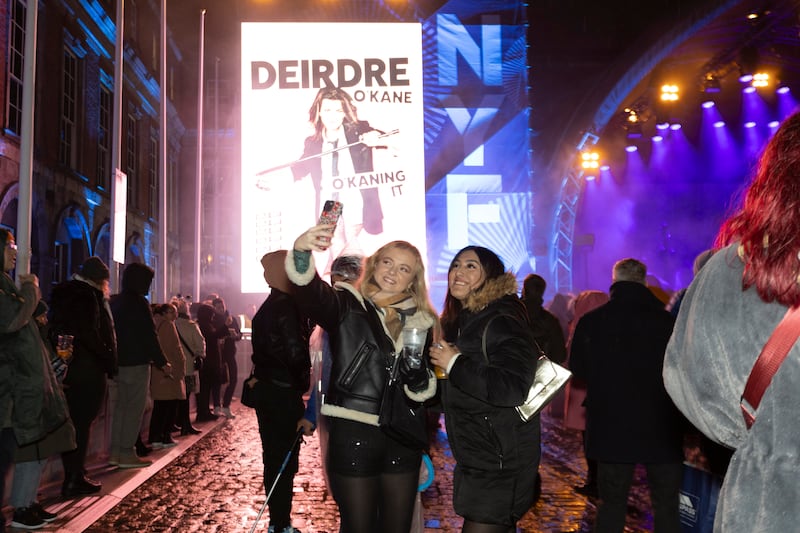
{"left": 741, "top": 306, "right": 800, "bottom": 429}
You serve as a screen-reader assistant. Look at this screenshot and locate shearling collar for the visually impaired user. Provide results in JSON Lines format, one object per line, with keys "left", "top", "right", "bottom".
{"left": 462, "top": 272, "right": 518, "bottom": 312}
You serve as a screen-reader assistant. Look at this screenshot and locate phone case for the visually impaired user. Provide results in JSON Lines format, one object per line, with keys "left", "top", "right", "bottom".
{"left": 319, "top": 200, "right": 343, "bottom": 225}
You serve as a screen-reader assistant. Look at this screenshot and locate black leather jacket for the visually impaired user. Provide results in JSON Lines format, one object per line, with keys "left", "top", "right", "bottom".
{"left": 286, "top": 252, "right": 436, "bottom": 425}
{"left": 251, "top": 288, "right": 313, "bottom": 393}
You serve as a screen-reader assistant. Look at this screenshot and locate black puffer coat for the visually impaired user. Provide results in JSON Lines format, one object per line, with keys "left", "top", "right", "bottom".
{"left": 442, "top": 273, "right": 541, "bottom": 472}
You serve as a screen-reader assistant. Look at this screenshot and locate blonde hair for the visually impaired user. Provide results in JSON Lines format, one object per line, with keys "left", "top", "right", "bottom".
{"left": 361, "top": 240, "right": 436, "bottom": 318}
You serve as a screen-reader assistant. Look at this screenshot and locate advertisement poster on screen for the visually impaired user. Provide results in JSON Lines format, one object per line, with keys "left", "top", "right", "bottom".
{"left": 240, "top": 22, "right": 425, "bottom": 293}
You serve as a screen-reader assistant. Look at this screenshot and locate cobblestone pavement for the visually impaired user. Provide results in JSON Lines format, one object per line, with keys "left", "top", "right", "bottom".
{"left": 76, "top": 405, "right": 655, "bottom": 533}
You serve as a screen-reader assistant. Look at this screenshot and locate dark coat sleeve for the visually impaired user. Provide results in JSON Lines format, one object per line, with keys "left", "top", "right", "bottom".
{"left": 449, "top": 312, "right": 537, "bottom": 407}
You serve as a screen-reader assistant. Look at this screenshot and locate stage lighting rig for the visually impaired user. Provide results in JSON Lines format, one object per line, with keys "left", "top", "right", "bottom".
{"left": 660, "top": 84, "right": 680, "bottom": 102}
{"left": 701, "top": 74, "right": 722, "bottom": 93}
{"left": 580, "top": 151, "right": 600, "bottom": 170}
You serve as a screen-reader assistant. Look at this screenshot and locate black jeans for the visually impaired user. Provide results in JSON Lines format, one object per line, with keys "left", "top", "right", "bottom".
{"left": 0, "top": 427, "right": 17, "bottom": 533}
{"left": 149, "top": 399, "right": 178, "bottom": 443}
{"left": 254, "top": 379, "right": 305, "bottom": 532}
{"left": 595, "top": 461, "right": 683, "bottom": 533}
{"left": 61, "top": 371, "right": 106, "bottom": 476}
{"left": 221, "top": 351, "right": 238, "bottom": 408}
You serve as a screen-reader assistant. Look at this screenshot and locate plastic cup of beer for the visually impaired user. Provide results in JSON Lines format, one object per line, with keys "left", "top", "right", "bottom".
{"left": 431, "top": 342, "right": 448, "bottom": 379}
{"left": 57, "top": 334, "right": 74, "bottom": 359}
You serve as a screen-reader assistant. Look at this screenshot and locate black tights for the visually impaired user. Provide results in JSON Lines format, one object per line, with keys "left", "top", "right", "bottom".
{"left": 462, "top": 521, "right": 515, "bottom": 533}
{"left": 329, "top": 470, "right": 419, "bottom": 533}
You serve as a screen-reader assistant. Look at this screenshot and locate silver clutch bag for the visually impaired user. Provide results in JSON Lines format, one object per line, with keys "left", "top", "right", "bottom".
{"left": 515, "top": 355, "right": 572, "bottom": 422}
{"left": 479, "top": 316, "right": 572, "bottom": 422}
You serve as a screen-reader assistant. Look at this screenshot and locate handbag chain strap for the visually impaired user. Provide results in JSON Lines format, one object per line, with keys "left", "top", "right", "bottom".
{"left": 741, "top": 306, "right": 800, "bottom": 429}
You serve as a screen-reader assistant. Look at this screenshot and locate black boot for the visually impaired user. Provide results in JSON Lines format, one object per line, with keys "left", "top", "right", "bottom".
{"left": 61, "top": 472, "right": 102, "bottom": 498}
{"left": 135, "top": 435, "right": 152, "bottom": 457}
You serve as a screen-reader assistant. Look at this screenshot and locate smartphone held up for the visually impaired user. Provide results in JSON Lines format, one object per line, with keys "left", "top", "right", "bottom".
{"left": 318, "top": 200, "right": 343, "bottom": 246}
{"left": 319, "top": 200, "right": 343, "bottom": 225}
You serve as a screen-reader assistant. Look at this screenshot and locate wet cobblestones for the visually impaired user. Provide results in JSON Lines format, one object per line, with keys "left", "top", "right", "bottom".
{"left": 84, "top": 406, "right": 655, "bottom": 532}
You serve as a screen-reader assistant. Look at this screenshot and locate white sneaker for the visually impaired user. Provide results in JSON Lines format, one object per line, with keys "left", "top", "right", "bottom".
{"left": 222, "top": 406, "right": 236, "bottom": 419}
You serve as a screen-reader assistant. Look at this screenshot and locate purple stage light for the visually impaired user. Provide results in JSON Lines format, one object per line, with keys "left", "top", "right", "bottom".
{"left": 599, "top": 165, "right": 610, "bottom": 171}
{"left": 585, "top": 174, "right": 596, "bottom": 181}
{"left": 714, "top": 121, "right": 725, "bottom": 128}
{"left": 702, "top": 101, "right": 715, "bottom": 109}
{"left": 669, "top": 123, "right": 682, "bottom": 131}
{"left": 739, "top": 74, "right": 754, "bottom": 83}
{"left": 777, "top": 86, "right": 790, "bottom": 94}
{"left": 656, "top": 122, "right": 669, "bottom": 130}
{"left": 768, "top": 120, "right": 780, "bottom": 128}
{"left": 625, "top": 145, "right": 638, "bottom": 153}
{"left": 743, "top": 86, "right": 756, "bottom": 94}
{"left": 652, "top": 135, "right": 663, "bottom": 142}
{"left": 744, "top": 121, "right": 756, "bottom": 128}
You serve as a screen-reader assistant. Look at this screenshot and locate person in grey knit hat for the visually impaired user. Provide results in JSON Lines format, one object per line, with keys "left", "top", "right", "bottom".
{"left": 330, "top": 254, "right": 364, "bottom": 285}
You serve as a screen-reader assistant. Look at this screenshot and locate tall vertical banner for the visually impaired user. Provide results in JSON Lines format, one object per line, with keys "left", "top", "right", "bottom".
{"left": 240, "top": 22, "right": 425, "bottom": 293}
{"left": 423, "top": 2, "right": 531, "bottom": 307}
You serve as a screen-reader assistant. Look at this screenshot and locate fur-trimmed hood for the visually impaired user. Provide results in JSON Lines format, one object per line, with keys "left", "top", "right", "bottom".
{"left": 462, "top": 272, "right": 519, "bottom": 312}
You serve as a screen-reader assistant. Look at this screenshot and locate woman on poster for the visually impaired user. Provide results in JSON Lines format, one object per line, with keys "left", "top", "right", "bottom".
{"left": 291, "top": 86, "right": 389, "bottom": 258}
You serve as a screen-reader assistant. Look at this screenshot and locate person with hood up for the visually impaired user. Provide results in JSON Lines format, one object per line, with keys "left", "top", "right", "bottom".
{"left": 0, "top": 228, "right": 76, "bottom": 530}
{"left": 48, "top": 255, "right": 117, "bottom": 498}
{"left": 109, "top": 263, "right": 170, "bottom": 469}
{"left": 429, "top": 246, "right": 540, "bottom": 532}
{"left": 246, "top": 250, "right": 316, "bottom": 533}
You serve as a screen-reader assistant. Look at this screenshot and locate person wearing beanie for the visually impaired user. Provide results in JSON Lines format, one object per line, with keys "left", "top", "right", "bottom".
{"left": 0, "top": 229, "right": 75, "bottom": 529}
{"left": 310, "top": 253, "right": 365, "bottom": 495}
{"left": 80, "top": 256, "right": 111, "bottom": 282}
{"left": 329, "top": 254, "right": 364, "bottom": 285}
{"left": 48, "top": 255, "right": 117, "bottom": 497}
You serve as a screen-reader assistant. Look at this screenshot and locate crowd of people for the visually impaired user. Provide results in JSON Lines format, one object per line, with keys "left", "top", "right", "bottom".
{"left": 0, "top": 251, "right": 243, "bottom": 531}
{"left": 6, "top": 111, "right": 800, "bottom": 533}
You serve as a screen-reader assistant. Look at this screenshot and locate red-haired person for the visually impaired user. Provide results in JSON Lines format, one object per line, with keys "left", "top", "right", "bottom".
{"left": 664, "top": 111, "right": 800, "bottom": 533}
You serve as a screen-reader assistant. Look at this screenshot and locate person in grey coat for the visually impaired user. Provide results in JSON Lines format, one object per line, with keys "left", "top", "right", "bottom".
{"left": 664, "top": 111, "right": 800, "bottom": 532}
